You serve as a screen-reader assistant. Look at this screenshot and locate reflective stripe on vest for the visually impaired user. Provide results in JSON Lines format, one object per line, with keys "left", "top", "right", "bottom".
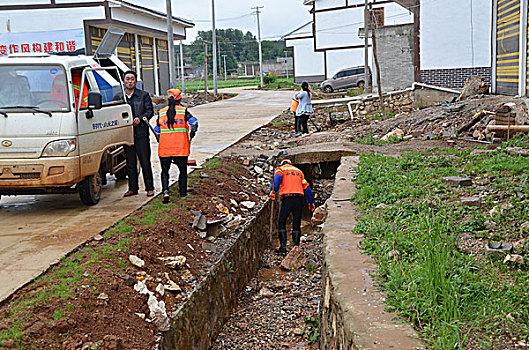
{"left": 275, "top": 164, "right": 307, "bottom": 198}
{"left": 158, "top": 106, "right": 191, "bottom": 157}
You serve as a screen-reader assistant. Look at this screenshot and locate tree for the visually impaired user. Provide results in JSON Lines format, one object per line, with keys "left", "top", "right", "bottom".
{"left": 182, "top": 28, "right": 291, "bottom": 75}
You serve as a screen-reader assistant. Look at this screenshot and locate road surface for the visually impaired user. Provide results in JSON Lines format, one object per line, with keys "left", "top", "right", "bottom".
{"left": 0, "top": 88, "right": 293, "bottom": 302}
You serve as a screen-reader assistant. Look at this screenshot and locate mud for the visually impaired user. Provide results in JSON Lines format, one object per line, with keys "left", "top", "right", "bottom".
{"left": 0, "top": 158, "right": 266, "bottom": 349}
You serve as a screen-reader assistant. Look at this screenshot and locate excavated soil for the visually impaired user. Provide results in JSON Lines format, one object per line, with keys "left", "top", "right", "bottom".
{"left": 0, "top": 158, "right": 266, "bottom": 349}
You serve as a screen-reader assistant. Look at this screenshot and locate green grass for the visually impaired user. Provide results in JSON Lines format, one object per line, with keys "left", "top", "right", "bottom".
{"left": 366, "top": 109, "right": 396, "bottom": 120}
{"left": 352, "top": 148, "right": 529, "bottom": 348}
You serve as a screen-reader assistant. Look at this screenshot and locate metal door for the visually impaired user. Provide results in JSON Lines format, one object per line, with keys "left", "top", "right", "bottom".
{"left": 496, "top": 0, "right": 521, "bottom": 95}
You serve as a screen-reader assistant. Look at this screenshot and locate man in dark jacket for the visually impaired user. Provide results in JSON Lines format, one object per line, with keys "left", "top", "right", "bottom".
{"left": 123, "top": 70, "right": 155, "bottom": 197}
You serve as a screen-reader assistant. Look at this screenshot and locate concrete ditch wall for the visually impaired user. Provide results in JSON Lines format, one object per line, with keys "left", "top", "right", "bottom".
{"left": 320, "top": 156, "right": 423, "bottom": 350}
{"left": 161, "top": 202, "right": 276, "bottom": 350}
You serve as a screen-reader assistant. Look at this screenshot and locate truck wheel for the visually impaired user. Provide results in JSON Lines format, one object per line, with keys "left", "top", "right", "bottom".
{"left": 323, "top": 85, "right": 333, "bottom": 93}
{"left": 357, "top": 81, "right": 365, "bottom": 90}
{"left": 78, "top": 170, "right": 103, "bottom": 205}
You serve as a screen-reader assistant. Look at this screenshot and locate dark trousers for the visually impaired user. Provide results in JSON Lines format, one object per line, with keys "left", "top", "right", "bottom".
{"left": 294, "top": 115, "right": 301, "bottom": 133}
{"left": 160, "top": 156, "right": 188, "bottom": 196}
{"left": 125, "top": 136, "right": 154, "bottom": 192}
{"left": 278, "top": 196, "right": 303, "bottom": 244}
{"left": 299, "top": 113, "right": 310, "bottom": 134}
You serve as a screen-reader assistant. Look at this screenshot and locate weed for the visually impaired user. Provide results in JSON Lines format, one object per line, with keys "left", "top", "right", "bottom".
{"left": 117, "top": 258, "right": 127, "bottom": 270}
{"left": 352, "top": 148, "right": 529, "bottom": 347}
{"left": 301, "top": 316, "right": 320, "bottom": 345}
{"left": 53, "top": 308, "right": 64, "bottom": 321}
{"left": 226, "top": 260, "right": 233, "bottom": 272}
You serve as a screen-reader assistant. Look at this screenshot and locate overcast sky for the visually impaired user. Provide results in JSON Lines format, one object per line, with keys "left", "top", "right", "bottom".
{"left": 133, "top": 0, "right": 312, "bottom": 43}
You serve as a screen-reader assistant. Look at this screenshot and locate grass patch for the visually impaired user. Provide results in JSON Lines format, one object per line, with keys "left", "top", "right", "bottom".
{"left": 365, "top": 109, "right": 396, "bottom": 120}
{"left": 352, "top": 148, "right": 529, "bottom": 348}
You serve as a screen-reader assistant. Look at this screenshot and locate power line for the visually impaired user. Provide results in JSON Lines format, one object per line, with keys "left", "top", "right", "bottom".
{"left": 192, "top": 13, "right": 253, "bottom": 22}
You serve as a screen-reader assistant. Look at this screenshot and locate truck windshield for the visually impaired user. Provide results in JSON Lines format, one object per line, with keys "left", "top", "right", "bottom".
{"left": 0, "top": 65, "right": 69, "bottom": 113}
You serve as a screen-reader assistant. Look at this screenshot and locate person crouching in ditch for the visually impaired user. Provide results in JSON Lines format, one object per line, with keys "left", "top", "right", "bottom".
{"left": 270, "top": 159, "right": 316, "bottom": 255}
{"left": 154, "top": 89, "right": 198, "bottom": 203}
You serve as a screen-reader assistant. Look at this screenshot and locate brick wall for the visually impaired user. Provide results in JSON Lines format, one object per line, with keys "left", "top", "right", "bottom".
{"left": 420, "top": 67, "right": 492, "bottom": 89}
{"left": 374, "top": 24, "right": 415, "bottom": 91}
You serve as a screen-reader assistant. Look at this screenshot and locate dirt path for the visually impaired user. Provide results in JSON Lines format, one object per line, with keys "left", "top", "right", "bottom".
{"left": 0, "top": 88, "right": 293, "bottom": 303}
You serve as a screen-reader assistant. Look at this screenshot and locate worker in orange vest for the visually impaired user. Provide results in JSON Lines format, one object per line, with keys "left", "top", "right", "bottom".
{"left": 72, "top": 71, "right": 88, "bottom": 109}
{"left": 270, "top": 159, "right": 315, "bottom": 254}
{"left": 155, "top": 89, "right": 198, "bottom": 203}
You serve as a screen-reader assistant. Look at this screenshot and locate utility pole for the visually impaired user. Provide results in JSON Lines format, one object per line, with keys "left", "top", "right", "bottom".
{"left": 211, "top": 0, "right": 218, "bottom": 95}
{"left": 222, "top": 54, "right": 227, "bottom": 80}
{"left": 252, "top": 6, "right": 264, "bottom": 88}
{"left": 284, "top": 51, "right": 289, "bottom": 80}
{"left": 204, "top": 40, "right": 208, "bottom": 93}
{"left": 370, "top": 7, "right": 386, "bottom": 119}
{"left": 165, "top": 0, "right": 176, "bottom": 88}
{"left": 364, "top": 0, "right": 370, "bottom": 93}
{"left": 179, "top": 40, "right": 185, "bottom": 92}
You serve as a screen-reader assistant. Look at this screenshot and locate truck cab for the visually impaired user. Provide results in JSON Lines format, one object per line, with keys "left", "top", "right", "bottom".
{"left": 0, "top": 54, "right": 133, "bottom": 205}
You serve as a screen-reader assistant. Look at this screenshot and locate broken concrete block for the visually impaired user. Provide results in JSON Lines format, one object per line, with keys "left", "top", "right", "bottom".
{"left": 311, "top": 204, "right": 328, "bottom": 226}
{"left": 280, "top": 246, "right": 305, "bottom": 271}
{"left": 259, "top": 287, "right": 275, "bottom": 298}
{"left": 460, "top": 196, "right": 481, "bottom": 207}
{"left": 158, "top": 256, "right": 186, "bottom": 270}
{"left": 129, "top": 255, "right": 145, "bottom": 268}
{"left": 192, "top": 211, "right": 207, "bottom": 231}
{"left": 381, "top": 128, "right": 404, "bottom": 141}
{"left": 505, "top": 147, "right": 529, "bottom": 157}
{"left": 503, "top": 254, "right": 525, "bottom": 264}
{"left": 201, "top": 242, "right": 217, "bottom": 253}
{"left": 442, "top": 176, "right": 472, "bottom": 187}
{"left": 241, "top": 201, "right": 256, "bottom": 209}
{"left": 485, "top": 241, "right": 513, "bottom": 258}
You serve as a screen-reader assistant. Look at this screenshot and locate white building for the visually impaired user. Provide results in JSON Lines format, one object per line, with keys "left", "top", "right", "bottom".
{"left": 0, "top": 0, "right": 194, "bottom": 95}
{"left": 284, "top": 0, "right": 413, "bottom": 85}
{"left": 414, "top": 0, "right": 492, "bottom": 89}
{"left": 285, "top": 0, "right": 492, "bottom": 90}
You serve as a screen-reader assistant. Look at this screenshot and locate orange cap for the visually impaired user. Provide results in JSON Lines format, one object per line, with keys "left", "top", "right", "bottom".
{"left": 167, "top": 89, "right": 182, "bottom": 100}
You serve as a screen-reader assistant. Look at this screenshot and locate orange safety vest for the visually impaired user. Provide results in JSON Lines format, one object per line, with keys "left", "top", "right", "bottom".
{"left": 290, "top": 98, "right": 299, "bottom": 113}
{"left": 158, "top": 105, "right": 191, "bottom": 157}
{"left": 274, "top": 164, "right": 309, "bottom": 198}
{"left": 72, "top": 73, "right": 88, "bottom": 109}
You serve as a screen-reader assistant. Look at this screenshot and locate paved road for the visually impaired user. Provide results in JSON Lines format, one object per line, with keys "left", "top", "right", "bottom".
{"left": 0, "top": 88, "right": 293, "bottom": 302}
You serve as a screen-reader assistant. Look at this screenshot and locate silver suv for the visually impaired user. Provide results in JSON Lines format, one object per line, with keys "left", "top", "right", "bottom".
{"left": 320, "top": 66, "right": 371, "bottom": 93}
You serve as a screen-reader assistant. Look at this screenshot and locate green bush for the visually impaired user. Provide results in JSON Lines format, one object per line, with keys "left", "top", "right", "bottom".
{"left": 263, "top": 73, "right": 277, "bottom": 85}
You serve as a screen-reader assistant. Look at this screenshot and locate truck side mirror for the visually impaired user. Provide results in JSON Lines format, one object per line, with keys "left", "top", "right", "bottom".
{"left": 85, "top": 92, "right": 102, "bottom": 119}
{"left": 87, "top": 92, "right": 102, "bottom": 110}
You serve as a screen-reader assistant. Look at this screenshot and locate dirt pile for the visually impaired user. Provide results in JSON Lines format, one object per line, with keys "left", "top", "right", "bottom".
{"left": 302, "top": 95, "right": 529, "bottom": 144}
{"left": 152, "top": 91, "right": 235, "bottom": 109}
{"left": 0, "top": 158, "right": 266, "bottom": 349}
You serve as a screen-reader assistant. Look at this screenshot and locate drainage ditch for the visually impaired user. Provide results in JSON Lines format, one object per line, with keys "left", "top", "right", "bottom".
{"left": 160, "top": 159, "right": 339, "bottom": 350}
{"left": 210, "top": 169, "right": 337, "bottom": 350}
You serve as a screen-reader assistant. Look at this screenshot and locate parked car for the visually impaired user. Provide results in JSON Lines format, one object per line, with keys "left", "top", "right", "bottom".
{"left": 320, "top": 66, "right": 371, "bottom": 93}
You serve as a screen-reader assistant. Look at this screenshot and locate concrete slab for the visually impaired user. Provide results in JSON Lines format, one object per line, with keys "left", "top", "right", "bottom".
{"left": 320, "top": 156, "right": 423, "bottom": 349}
{"left": 0, "top": 88, "right": 293, "bottom": 303}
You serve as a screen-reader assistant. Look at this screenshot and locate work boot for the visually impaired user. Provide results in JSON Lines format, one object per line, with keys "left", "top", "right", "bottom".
{"left": 275, "top": 229, "right": 288, "bottom": 255}
{"left": 292, "top": 231, "right": 301, "bottom": 247}
{"left": 162, "top": 190, "right": 170, "bottom": 204}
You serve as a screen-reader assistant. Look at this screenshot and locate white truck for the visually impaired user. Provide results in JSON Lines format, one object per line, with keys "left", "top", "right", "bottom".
{"left": 0, "top": 53, "right": 134, "bottom": 205}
